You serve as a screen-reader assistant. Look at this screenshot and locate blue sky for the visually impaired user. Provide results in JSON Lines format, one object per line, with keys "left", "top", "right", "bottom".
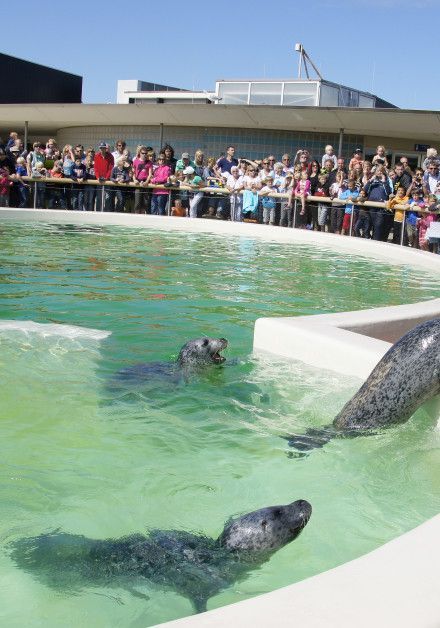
{"left": 4, "top": 0, "right": 439, "bottom": 109}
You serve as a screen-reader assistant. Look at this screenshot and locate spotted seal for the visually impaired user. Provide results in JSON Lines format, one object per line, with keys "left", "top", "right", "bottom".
{"left": 286, "top": 318, "right": 440, "bottom": 453}
{"left": 116, "top": 337, "right": 228, "bottom": 385}
{"left": 10, "top": 498, "right": 311, "bottom": 613}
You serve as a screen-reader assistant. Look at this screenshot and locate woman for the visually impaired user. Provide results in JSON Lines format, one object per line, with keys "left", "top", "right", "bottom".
{"left": 188, "top": 149, "right": 205, "bottom": 218}
{"left": 84, "top": 150, "right": 96, "bottom": 211}
{"left": 132, "top": 145, "right": 153, "bottom": 213}
{"left": 161, "top": 144, "right": 177, "bottom": 174}
{"left": 150, "top": 153, "right": 171, "bottom": 215}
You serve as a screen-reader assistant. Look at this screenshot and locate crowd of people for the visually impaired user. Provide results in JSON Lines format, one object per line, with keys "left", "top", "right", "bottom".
{"left": 0, "top": 130, "right": 439, "bottom": 252}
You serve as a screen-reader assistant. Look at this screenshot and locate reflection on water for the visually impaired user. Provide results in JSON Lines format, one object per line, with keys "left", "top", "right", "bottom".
{"left": 0, "top": 222, "right": 439, "bottom": 627}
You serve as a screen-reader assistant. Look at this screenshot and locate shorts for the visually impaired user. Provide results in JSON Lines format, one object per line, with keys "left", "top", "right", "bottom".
{"left": 342, "top": 213, "right": 352, "bottom": 232}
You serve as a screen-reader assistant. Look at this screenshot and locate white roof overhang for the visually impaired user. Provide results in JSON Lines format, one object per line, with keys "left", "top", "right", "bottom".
{"left": 1, "top": 103, "right": 440, "bottom": 141}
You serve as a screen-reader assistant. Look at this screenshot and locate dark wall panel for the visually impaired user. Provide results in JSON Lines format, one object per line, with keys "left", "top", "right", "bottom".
{"left": 0, "top": 54, "right": 82, "bottom": 103}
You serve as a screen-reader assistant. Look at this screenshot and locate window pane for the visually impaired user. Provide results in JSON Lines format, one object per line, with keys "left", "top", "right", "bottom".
{"left": 217, "top": 82, "right": 249, "bottom": 105}
{"left": 282, "top": 82, "right": 317, "bottom": 106}
{"left": 249, "top": 82, "right": 282, "bottom": 105}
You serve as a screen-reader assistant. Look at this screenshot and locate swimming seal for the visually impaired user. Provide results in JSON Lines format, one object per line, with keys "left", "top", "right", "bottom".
{"left": 10, "top": 498, "right": 311, "bottom": 613}
{"left": 116, "top": 337, "right": 228, "bottom": 384}
{"left": 286, "top": 318, "right": 440, "bottom": 453}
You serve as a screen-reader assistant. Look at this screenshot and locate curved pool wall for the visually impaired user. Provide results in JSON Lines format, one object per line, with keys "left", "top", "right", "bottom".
{"left": 1, "top": 208, "right": 439, "bottom": 628}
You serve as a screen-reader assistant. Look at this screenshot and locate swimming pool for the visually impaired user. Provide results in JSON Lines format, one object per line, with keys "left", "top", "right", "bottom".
{"left": 1, "top": 220, "right": 439, "bottom": 627}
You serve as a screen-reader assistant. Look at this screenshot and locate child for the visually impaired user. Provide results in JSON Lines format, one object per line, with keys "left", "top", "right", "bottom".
{"left": 71, "top": 156, "right": 87, "bottom": 210}
{"left": 314, "top": 173, "right": 329, "bottom": 231}
{"left": 31, "top": 161, "right": 47, "bottom": 208}
{"left": 15, "top": 157, "right": 30, "bottom": 208}
{"left": 171, "top": 198, "right": 187, "bottom": 217}
{"left": 406, "top": 190, "right": 425, "bottom": 248}
{"left": 387, "top": 186, "right": 409, "bottom": 245}
{"left": 294, "top": 171, "right": 311, "bottom": 217}
{"left": 354, "top": 190, "right": 371, "bottom": 238}
{"left": 339, "top": 178, "right": 359, "bottom": 235}
{"left": 329, "top": 171, "right": 345, "bottom": 234}
{"left": 0, "top": 166, "right": 13, "bottom": 207}
{"left": 259, "top": 175, "right": 278, "bottom": 225}
{"left": 321, "top": 145, "right": 337, "bottom": 170}
{"left": 348, "top": 148, "right": 364, "bottom": 171}
{"left": 48, "top": 160, "right": 67, "bottom": 209}
{"left": 417, "top": 200, "right": 437, "bottom": 250}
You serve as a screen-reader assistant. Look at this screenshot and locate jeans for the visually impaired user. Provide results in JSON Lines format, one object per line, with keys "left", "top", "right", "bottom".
{"left": 354, "top": 211, "right": 371, "bottom": 238}
{"left": 151, "top": 194, "right": 168, "bottom": 215}
{"left": 71, "top": 187, "right": 84, "bottom": 210}
{"left": 279, "top": 202, "right": 293, "bottom": 227}
{"left": 189, "top": 192, "right": 204, "bottom": 218}
{"left": 83, "top": 186, "right": 96, "bottom": 211}
{"left": 329, "top": 205, "right": 344, "bottom": 233}
{"left": 229, "top": 194, "right": 243, "bottom": 221}
{"left": 17, "top": 184, "right": 29, "bottom": 208}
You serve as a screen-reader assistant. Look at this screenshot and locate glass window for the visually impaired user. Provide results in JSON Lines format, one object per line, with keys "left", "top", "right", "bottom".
{"left": 338, "top": 88, "right": 359, "bottom": 107}
{"left": 217, "top": 82, "right": 249, "bottom": 105}
{"left": 319, "top": 84, "right": 339, "bottom": 107}
{"left": 359, "top": 94, "right": 375, "bottom": 108}
{"left": 249, "top": 82, "right": 282, "bottom": 105}
{"left": 282, "top": 82, "right": 318, "bottom": 106}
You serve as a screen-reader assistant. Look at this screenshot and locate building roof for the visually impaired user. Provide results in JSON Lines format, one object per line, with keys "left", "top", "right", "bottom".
{"left": 0, "top": 103, "right": 439, "bottom": 141}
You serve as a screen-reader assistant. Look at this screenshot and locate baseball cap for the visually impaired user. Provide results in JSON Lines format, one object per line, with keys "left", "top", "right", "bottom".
{"left": 183, "top": 166, "right": 194, "bottom": 175}
{"left": 98, "top": 141, "right": 107, "bottom": 149}
{"left": 181, "top": 152, "right": 190, "bottom": 159}
{"left": 354, "top": 148, "right": 362, "bottom": 153}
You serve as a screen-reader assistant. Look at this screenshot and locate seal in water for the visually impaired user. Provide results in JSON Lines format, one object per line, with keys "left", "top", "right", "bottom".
{"left": 116, "top": 337, "right": 228, "bottom": 384}
{"left": 10, "top": 499, "right": 311, "bottom": 613}
{"left": 286, "top": 318, "right": 440, "bottom": 453}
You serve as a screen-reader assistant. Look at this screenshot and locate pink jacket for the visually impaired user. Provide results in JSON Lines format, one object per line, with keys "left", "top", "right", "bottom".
{"left": 151, "top": 164, "right": 171, "bottom": 194}
{"left": 294, "top": 179, "right": 311, "bottom": 195}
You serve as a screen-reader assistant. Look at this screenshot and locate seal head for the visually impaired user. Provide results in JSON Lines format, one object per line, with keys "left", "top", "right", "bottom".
{"left": 177, "top": 337, "right": 228, "bottom": 368}
{"left": 218, "top": 499, "right": 311, "bottom": 555}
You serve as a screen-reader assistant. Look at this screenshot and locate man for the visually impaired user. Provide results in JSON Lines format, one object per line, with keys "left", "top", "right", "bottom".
{"left": 175, "top": 152, "right": 196, "bottom": 172}
{"left": 217, "top": 146, "right": 238, "bottom": 175}
{"left": 94, "top": 142, "right": 114, "bottom": 211}
{"left": 393, "top": 163, "right": 412, "bottom": 193}
{"left": 324, "top": 157, "right": 347, "bottom": 192}
{"left": 423, "top": 161, "right": 440, "bottom": 195}
{"left": 112, "top": 139, "right": 131, "bottom": 165}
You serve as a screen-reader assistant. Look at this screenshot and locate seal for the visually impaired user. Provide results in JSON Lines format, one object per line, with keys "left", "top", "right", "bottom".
{"left": 286, "top": 318, "right": 440, "bottom": 453}
{"left": 10, "top": 498, "right": 311, "bottom": 613}
{"left": 116, "top": 337, "right": 228, "bottom": 385}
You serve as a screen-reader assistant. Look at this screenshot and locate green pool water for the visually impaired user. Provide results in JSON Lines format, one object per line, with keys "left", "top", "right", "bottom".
{"left": 0, "top": 221, "right": 439, "bottom": 627}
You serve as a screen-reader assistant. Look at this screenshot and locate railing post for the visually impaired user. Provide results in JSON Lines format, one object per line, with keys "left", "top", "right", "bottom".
{"left": 349, "top": 202, "right": 354, "bottom": 237}
{"left": 400, "top": 210, "right": 406, "bottom": 246}
{"left": 100, "top": 184, "right": 105, "bottom": 212}
{"left": 293, "top": 198, "right": 297, "bottom": 228}
{"left": 33, "top": 181, "right": 37, "bottom": 209}
{"left": 166, "top": 190, "right": 171, "bottom": 216}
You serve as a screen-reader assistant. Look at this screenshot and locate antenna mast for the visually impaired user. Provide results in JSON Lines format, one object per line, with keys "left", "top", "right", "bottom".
{"left": 295, "top": 44, "right": 323, "bottom": 80}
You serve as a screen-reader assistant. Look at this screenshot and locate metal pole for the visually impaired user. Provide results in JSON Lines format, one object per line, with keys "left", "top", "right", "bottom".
{"left": 293, "top": 198, "right": 297, "bottom": 228}
{"left": 101, "top": 184, "right": 105, "bottom": 212}
{"left": 24, "top": 121, "right": 29, "bottom": 151}
{"left": 166, "top": 190, "right": 171, "bottom": 216}
{"left": 338, "top": 128, "right": 344, "bottom": 158}
{"left": 33, "top": 181, "right": 37, "bottom": 208}
{"left": 349, "top": 203, "right": 354, "bottom": 236}
{"left": 298, "top": 47, "right": 303, "bottom": 79}
{"left": 159, "top": 123, "right": 164, "bottom": 150}
{"left": 400, "top": 211, "right": 406, "bottom": 246}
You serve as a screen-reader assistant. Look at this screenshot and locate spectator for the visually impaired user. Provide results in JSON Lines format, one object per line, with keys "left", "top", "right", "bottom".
{"left": 339, "top": 178, "right": 359, "bottom": 235}
{"left": 112, "top": 140, "right": 131, "bottom": 165}
{"left": 314, "top": 173, "right": 329, "bottom": 232}
{"left": 71, "top": 156, "right": 87, "bottom": 210}
{"left": 189, "top": 149, "right": 205, "bottom": 218}
{"left": 320, "top": 144, "right": 337, "bottom": 170}
{"left": 94, "top": 142, "right": 114, "bottom": 211}
{"left": 422, "top": 148, "right": 440, "bottom": 171}
{"left": 132, "top": 145, "right": 153, "bottom": 213}
{"left": 171, "top": 198, "right": 186, "bottom": 217}
{"left": 363, "top": 165, "right": 392, "bottom": 241}
{"left": 371, "top": 145, "right": 389, "bottom": 170}
{"left": 294, "top": 171, "right": 311, "bottom": 219}
{"left": 162, "top": 144, "right": 177, "bottom": 173}
{"left": 0, "top": 165, "right": 13, "bottom": 206}
{"left": 226, "top": 165, "right": 244, "bottom": 222}
{"left": 393, "top": 163, "right": 412, "bottom": 193}
{"left": 84, "top": 151, "right": 96, "bottom": 211}
{"left": 150, "top": 153, "right": 171, "bottom": 215}
{"left": 387, "top": 185, "right": 409, "bottom": 245}
{"left": 423, "top": 161, "right": 440, "bottom": 195}
{"left": 110, "top": 158, "right": 130, "bottom": 212}
{"left": 354, "top": 190, "right": 371, "bottom": 239}
{"left": 15, "top": 157, "right": 30, "bottom": 208}
{"left": 47, "top": 160, "right": 67, "bottom": 209}
{"left": 348, "top": 148, "right": 364, "bottom": 171}
{"left": 31, "top": 161, "right": 47, "bottom": 208}
{"left": 184, "top": 166, "right": 204, "bottom": 219}
{"left": 217, "top": 145, "right": 239, "bottom": 175}
{"left": 259, "top": 175, "right": 277, "bottom": 225}
{"left": 281, "top": 153, "right": 294, "bottom": 175}
{"left": 175, "top": 152, "right": 195, "bottom": 172}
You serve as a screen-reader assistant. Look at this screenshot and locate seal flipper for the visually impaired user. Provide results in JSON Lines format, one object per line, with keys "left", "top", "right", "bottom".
{"left": 283, "top": 425, "right": 338, "bottom": 453}
{"left": 191, "top": 596, "right": 208, "bottom": 613}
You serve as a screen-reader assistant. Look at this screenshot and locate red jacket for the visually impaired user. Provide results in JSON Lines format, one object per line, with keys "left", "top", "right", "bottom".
{"left": 94, "top": 153, "right": 114, "bottom": 180}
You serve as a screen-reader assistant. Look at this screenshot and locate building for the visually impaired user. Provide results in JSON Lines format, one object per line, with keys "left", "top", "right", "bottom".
{"left": 0, "top": 53, "right": 82, "bottom": 104}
